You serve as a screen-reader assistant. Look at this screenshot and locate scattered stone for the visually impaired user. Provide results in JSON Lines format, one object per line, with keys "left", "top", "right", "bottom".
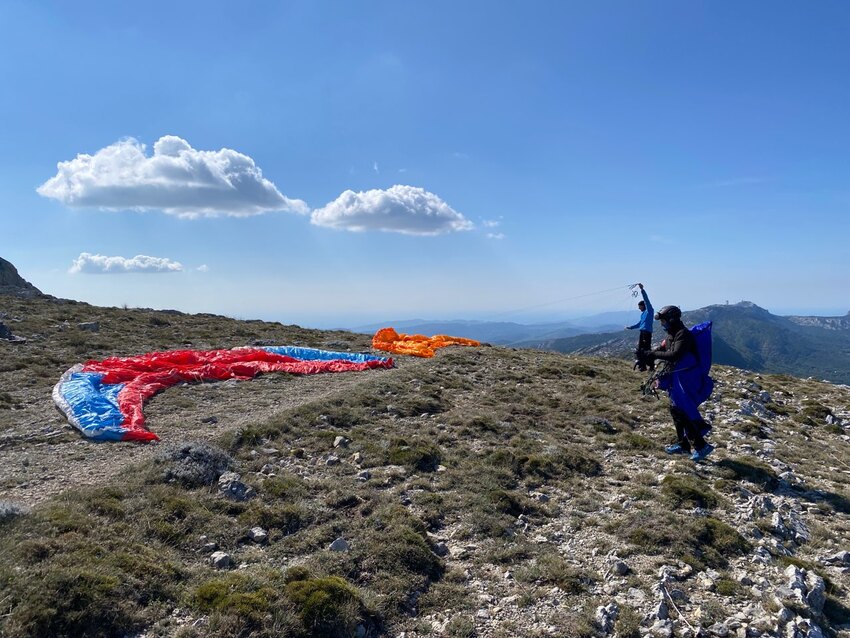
{"left": 805, "top": 571, "right": 826, "bottom": 612}
{"left": 649, "top": 619, "right": 674, "bottom": 638}
{"left": 210, "top": 551, "right": 232, "bottom": 569}
{"left": 738, "top": 400, "right": 774, "bottom": 419}
{"left": 356, "top": 470, "right": 371, "bottom": 481}
{"left": 821, "top": 550, "right": 850, "bottom": 566}
{"left": 201, "top": 416, "right": 218, "bottom": 424}
{"left": 611, "top": 560, "right": 630, "bottom": 576}
{"left": 333, "top": 436, "right": 350, "bottom": 448}
{"left": 352, "top": 452, "right": 363, "bottom": 464}
{"left": 708, "top": 621, "right": 729, "bottom": 637}
{"left": 78, "top": 321, "right": 99, "bottom": 332}
{"left": 218, "top": 472, "right": 256, "bottom": 501}
{"left": 329, "top": 537, "right": 350, "bottom": 552}
{"left": 0, "top": 500, "right": 29, "bottom": 522}
{"left": 159, "top": 441, "right": 232, "bottom": 487}
{"left": 201, "top": 542, "right": 219, "bottom": 553}
{"left": 653, "top": 600, "right": 669, "bottom": 621}
{"left": 594, "top": 603, "right": 618, "bottom": 634}
{"left": 326, "top": 455, "right": 341, "bottom": 466}
{"left": 260, "top": 463, "right": 276, "bottom": 475}
{"left": 433, "top": 541, "right": 449, "bottom": 557}
{"left": 668, "top": 588, "right": 686, "bottom": 601}
{"left": 777, "top": 605, "right": 794, "bottom": 624}
{"left": 750, "top": 616, "right": 775, "bottom": 634}
{"left": 248, "top": 527, "right": 268, "bottom": 544}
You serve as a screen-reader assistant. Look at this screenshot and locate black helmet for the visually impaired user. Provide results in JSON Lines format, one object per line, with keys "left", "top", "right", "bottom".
{"left": 655, "top": 305, "right": 682, "bottom": 322}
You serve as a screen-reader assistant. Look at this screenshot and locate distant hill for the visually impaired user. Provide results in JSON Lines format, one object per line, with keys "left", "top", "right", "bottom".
{"left": 522, "top": 301, "right": 850, "bottom": 385}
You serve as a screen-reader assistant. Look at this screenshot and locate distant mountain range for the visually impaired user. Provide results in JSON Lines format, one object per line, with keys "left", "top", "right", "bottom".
{"left": 352, "top": 313, "right": 633, "bottom": 345}
{"left": 520, "top": 301, "right": 850, "bottom": 385}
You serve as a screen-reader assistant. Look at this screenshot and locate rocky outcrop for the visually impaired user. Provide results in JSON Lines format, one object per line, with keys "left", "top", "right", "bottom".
{"left": 0, "top": 257, "right": 42, "bottom": 297}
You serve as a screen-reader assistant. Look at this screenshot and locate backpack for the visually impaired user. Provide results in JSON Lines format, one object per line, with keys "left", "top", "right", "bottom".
{"left": 690, "top": 321, "right": 714, "bottom": 404}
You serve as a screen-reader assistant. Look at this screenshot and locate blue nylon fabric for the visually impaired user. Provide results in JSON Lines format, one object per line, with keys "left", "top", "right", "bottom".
{"left": 261, "top": 346, "right": 388, "bottom": 364}
{"left": 690, "top": 321, "right": 713, "bottom": 376}
{"left": 662, "top": 321, "right": 715, "bottom": 420}
{"left": 59, "top": 372, "right": 126, "bottom": 439}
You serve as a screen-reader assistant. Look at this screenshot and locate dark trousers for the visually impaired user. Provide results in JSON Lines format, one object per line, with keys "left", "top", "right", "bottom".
{"left": 637, "top": 330, "right": 654, "bottom": 371}
{"left": 671, "top": 406, "right": 708, "bottom": 452}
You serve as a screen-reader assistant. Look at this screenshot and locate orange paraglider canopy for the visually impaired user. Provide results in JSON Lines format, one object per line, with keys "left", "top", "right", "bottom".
{"left": 372, "top": 327, "right": 480, "bottom": 358}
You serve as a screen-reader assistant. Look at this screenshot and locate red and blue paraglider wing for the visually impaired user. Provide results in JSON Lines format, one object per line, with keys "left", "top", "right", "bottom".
{"left": 53, "top": 346, "right": 393, "bottom": 442}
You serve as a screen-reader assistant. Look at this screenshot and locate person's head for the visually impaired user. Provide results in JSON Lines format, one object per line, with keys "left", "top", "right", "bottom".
{"left": 638, "top": 301, "right": 646, "bottom": 311}
{"left": 654, "top": 305, "right": 682, "bottom": 334}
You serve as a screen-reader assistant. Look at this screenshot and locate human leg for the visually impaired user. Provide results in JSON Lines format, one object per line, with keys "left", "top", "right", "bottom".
{"left": 638, "top": 331, "right": 654, "bottom": 370}
{"left": 669, "top": 406, "right": 692, "bottom": 452}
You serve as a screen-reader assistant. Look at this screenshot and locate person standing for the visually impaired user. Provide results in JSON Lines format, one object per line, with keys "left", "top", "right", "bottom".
{"left": 625, "top": 283, "right": 654, "bottom": 371}
{"left": 648, "top": 305, "right": 715, "bottom": 462}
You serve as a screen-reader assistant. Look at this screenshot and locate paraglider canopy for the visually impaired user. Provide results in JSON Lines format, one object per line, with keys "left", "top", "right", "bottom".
{"left": 53, "top": 346, "right": 393, "bottom": 442}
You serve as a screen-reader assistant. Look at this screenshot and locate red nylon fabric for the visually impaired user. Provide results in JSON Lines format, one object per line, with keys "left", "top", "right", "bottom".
{"left": 81, "top": 348, "right": 393, "bottom": 441}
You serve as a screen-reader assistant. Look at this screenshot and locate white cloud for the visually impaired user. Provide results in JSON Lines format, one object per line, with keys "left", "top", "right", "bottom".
{"left": 373, "top": 161, "right": 380, "bottom": 174}
{"left": 311, "top": 185, "right": 474, "bottom": 235}
{"left": 196, "top": 264, "right": 209, "bottom": 272}
{"left": 482, "top": 218, "right": 501, "bottom": 228}
{"left": 486, "top": 232, "right": 505, "bottom": 240}
{"left": 69, "top": 253, "right": 184, "bottom": 274}
{"left": 38, "top": 135, "right": 308, "bottom": 218}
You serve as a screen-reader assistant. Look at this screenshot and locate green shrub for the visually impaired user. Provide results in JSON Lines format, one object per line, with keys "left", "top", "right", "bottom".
{"left": 488, "top": 490, "right": 525, "bottom": 517}
{"left": 520, "top": 448, "right": 602, "bottom": 479}
{"left": 715, "top": 578, "right": 740, "bottom": 596}
{"left": 613, "top": 511, "right": 749, "bottom": 569}
{"left": 388, "top": 438, "right": 442, "bottom": 472}
{"left": 285, "top": 575, "right": 366, "bottom": 638}
{"left": 191, "top": 573, "right": 278, "bottom": 626}
{"left": 661, "top": 475, "right": 719, "bottom": 509}
{"left": 240, "top": 503, "right": 305, "bottom": 535}
{"left": 618, "top": 432, "right": 656, "bottom": 451}
{"left": 716, "top": 458, "right": 779, "bottom": 492}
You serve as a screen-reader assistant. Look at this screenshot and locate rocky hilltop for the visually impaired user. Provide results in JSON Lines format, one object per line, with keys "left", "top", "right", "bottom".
{"left": 0, "top": 256, "right": 42, "bottom": 297}
{"left": 787, "top": 313, "right": 850, "bottom": 331}
{"left": 0, "top": 293, "right": 849, "bottom": 638}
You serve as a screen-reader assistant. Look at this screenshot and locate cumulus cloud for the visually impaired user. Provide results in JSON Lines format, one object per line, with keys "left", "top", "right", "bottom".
{"left": 486, "top": 232, "right": 505, "bottom": 240}
{"left": 311, "top": 185, "right": 473, "bottom": 235}
{"left": 69, "top": 253, "right": 183, "bottom": 274}
{"left": 482, "top": 218, "right": 501, "bottom": 228}
{"left": 38, "top": 135, "right": 308, "bottom": 218}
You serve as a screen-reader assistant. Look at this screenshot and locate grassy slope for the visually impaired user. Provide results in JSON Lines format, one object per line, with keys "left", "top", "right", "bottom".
{"left": 1, "top": 295, "right": 849, "bottom": 637}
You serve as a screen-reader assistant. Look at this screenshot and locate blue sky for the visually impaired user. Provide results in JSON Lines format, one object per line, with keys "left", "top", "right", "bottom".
{"left": 1, "top": 1, "right": 848, "bottom": 328}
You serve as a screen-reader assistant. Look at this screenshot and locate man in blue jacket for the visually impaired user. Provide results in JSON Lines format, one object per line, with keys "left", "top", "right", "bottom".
{"left": 625, "top": 283, "right": 654, "bottom": 371}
